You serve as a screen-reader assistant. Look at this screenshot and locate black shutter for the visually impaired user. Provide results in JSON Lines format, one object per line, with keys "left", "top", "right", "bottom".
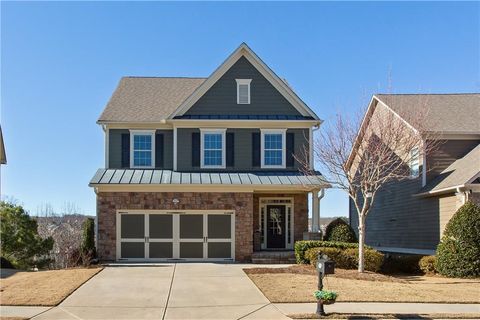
{"left": 192, "top": 132, "right": 200, "bottom": 167}
{"left": 286, "top": 132, "right": 295, "bottom": 167}
{"left": 155, "top": 133, "right": 164, "bottom": 168}
{"left": 252, "top": 132, "right": 260, "bottom": 167}
{"left": 226, "top": 132, "right": 235, "bottom": 167}
{"left": 121, "top": 133, "right": 130, "bottom": 168}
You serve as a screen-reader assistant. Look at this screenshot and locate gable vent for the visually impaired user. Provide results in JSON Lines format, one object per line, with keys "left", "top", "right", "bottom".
{"left": 236, "top": 79, "right": 251, "bottom": 104}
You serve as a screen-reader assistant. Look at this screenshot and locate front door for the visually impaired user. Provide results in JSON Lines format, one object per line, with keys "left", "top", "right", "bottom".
{"left": 266, "top": 205, "right": 286, "bottom": 248}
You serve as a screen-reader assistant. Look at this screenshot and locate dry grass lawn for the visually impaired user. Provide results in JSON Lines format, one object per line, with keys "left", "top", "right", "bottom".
{"left": 289, "top": 313, "right": 480, "bottom": 319}
{"left": 0, "top": 267, "right": 102, "bottom": 306}
{"left": 244, "top": 266, "right": 480, "bottom": 303}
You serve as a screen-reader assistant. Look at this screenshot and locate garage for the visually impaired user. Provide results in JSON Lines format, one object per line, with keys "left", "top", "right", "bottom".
{"left": 116, "top": 210, "right": 235, "bottom": 261}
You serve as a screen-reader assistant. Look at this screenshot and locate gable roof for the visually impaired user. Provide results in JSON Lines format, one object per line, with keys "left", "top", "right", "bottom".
{"left": 98, "top": 77, "right": 206, "bottom": 123}
{"left": 419, "top": 143, "right": 480, "bottom": 195}
{"left": 375, "top": 94, "right": 480, "bottom": 134}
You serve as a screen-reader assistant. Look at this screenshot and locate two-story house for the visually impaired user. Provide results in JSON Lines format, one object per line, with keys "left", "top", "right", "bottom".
{"left": 89, "top": 43, "right": 328, "bottom": 262}
{"left": 349, "top": 94, "right": 480, "bottom": 255}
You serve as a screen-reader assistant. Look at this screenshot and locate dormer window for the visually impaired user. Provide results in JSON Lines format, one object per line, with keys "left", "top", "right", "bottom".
{"left": 236, "top": 79, "right": 251, "bottom": 104}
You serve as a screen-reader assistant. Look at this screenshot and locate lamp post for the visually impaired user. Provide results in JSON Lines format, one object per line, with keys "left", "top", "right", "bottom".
{"left": 316, "top": 254, "right": 335, "bottom": 316}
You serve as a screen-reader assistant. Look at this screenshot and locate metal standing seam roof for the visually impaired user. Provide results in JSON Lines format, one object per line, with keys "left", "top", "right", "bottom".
{"left": 89, "top": 169, "right": 329, "bottom": 187}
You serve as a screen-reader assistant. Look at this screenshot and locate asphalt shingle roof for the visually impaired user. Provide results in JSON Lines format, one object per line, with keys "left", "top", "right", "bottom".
{"left": 98, "top": 77, "right": 206, "bottom": 123}
{"left": 375, "top": 94, "right": 480, "bottom": 134}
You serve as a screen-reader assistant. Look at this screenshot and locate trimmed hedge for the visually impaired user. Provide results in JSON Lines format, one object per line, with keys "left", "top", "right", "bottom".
{"left": 419, "top": 255, "right": 437, "bottom": 275}
{"left": 305, "top": 247, "right": 384, "bottom": 272}
{"left": 324, "top": 218, "right": 357, "bottom": 243}
{"left": 294, "top": 240, "right": 369, "bottom": 264}
{"left": 436, "top": 202, "right": 480, "bottom": 278}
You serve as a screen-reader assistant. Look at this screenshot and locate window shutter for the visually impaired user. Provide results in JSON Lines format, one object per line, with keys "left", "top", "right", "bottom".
{"left": 252, "top": 132, "right": 260, "bottom": 167}
{"left": 226, "top": 132, "right": 235, "bottom": 167}
{"left": 192, "top": 132, "right": 200, "bottom": 167}
{"left": 155, "top": 133, "right": 164, "bottom": 168}
{"left": 121, "top": 133, "right": 130, "bottom": 168}
{"left": 286, "top": 132, "right": 295, "bottom": 167}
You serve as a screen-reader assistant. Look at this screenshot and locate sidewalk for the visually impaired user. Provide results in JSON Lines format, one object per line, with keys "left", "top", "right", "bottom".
{"left": 0, "top": 306, "right": 51, "bottom": 318}
{"left": 274, "top": 302, "right": 480, "bottom": 315}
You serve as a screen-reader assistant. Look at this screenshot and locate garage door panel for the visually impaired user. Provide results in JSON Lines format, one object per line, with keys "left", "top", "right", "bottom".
{"left": 208, "top": 242, "right": 231, "bottom": 258}
{"left": 121, "top": 242, "right": 145, "bottom": 258}
{"left": 149, "top": 214, "right": 173, "bottom": 239}
{"left": 180, "top": 242, "right": 203, "bottom": 258}
{"left": 149, "top": 242, "right": 173, "bottom": 258}
{"left": 121, "top": 214, "right": 145, "bottom": 239}
{"left": 180, "top": 215, "right": 203, "bottom": 239}
{"left": 208, "top": 215, "right": 231, "bottom": 239}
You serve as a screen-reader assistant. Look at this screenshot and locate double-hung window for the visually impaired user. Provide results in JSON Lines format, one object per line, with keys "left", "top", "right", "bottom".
{"left": 409, "top": 147, "right": 419, "bottom": 178}
{"left": 130, "top": 130, "right": 155, "bottom": 168}
{"left": 236, "top": 79, "right": 251, "bottom": 104}
{"left": 201, "top": 129, "right": 226, "bottom": 168}
{"left": 261, "top": 129, "right": 286, "bottom": 168}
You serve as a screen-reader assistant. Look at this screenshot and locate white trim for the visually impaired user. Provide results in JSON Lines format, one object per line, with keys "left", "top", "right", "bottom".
{"left": 309, "top": 127, "right": 314, "bottom": 170}
{"left": 129, "top": 130, "right": 156, "bottom": 169}
{"left": 258, "top": 197, "right": 294, "bottom": 250}
{"left": 236, "top": 79, "right": 251, "bottom": 104}
{"left": 168, "top": 43, "right": 320, "bottom": 120}
{"left": 373, "top": 246, "right": 435, "bottom": 256}
{"left": 200, "top": 128, "right": 226, "bottom": 169}
{"left": 116, "top": 210, "right": 235, "bottom": 261}
{"left": 173, "top": 127, "right": 177, "bottom": 171}
{"left": 261, "top": 129, "right": 286, "bottom": 169}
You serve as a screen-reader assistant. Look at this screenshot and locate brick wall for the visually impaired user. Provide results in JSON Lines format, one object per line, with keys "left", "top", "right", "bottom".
{"left": 252, "top": 193, "right": 309, "bottom": 245}
{"left": 97, "top": 192, "right": 253, "bottom": 261}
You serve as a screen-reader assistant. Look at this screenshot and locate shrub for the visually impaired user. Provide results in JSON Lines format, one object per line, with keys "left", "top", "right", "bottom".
{"left": 0, "top": 202, "right": 54, "bottom": 269}
{"left": 0, "top": 256, "right": 15, "bottom": 269}
{"left": 81, "top": 218, "right": 96, "bottom": 266}
{"left": 324, "top": 218, "right": 357, "bottom": 243}
{"left": 419, "top": 255, "right": 437, "bottom": 275}
{"left": 294, "top": 240, "right": 365, "bottom": 264}
{"left": 305, "top": 246, "right": 384, "bottom": 272}
{"left": 436, "top": 202, "right": 480, "bottom": 278}
{"left": 381, "top": 254, "right": 423, "bottom": 274}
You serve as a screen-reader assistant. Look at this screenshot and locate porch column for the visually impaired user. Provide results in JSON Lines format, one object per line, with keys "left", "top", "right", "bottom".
{"left": 312, "top": 189, "right": 320, "bottom": 232}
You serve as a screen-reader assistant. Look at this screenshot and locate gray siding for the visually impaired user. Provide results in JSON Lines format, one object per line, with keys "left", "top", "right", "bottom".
{"left": 185, "top": 57, "right": 302, "bottom": 116}
{"left": 176, "top": 128, "right": 309, "bottom": 172}
{"left": 426, "top": 139, "right": 479, "bottom": 183}
{"left": 350, "top": 173, "right": 441, "bottom": 250}
{"left": 108, "top": 129, "right": 173, "bottom": 169}
{"left": 439, "top": 194, "right": 459, "bottom": 238}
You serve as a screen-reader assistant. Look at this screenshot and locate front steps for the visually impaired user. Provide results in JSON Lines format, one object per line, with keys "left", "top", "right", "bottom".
{"left": 251, "top": 251, "right": 296, "bottom": 264}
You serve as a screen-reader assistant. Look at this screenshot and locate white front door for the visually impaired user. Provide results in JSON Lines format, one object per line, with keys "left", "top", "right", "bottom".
{"left": 117, "top": 211, "right": 235, "bottom": 261}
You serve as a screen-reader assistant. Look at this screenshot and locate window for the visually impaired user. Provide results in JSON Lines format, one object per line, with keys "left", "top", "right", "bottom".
{"left": 201, "top": 129, "right": 226, "bottom": 168}
{"left": 130, "top": 131, "right": 155, "bottom": 168}
{"left": 261, "top": 129, "right": 286, "bottom": 168}
{"left": 236, "top": 79, "right": 251, "bottom": 104}
{"left": 409, "top": 147, "right": 419, "bottom": 177}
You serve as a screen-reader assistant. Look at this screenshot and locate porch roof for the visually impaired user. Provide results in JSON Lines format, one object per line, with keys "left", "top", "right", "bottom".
{"left": 89, "top": 169, "right": 329, "bottom": 188}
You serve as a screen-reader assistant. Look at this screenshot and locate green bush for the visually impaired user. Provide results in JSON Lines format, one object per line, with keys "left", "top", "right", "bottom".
{"left": 381, "top": 254, "right": 423, "bottom": 274}
{"left": 436, "top": 202, "right": 480, "bottom": 278}
{"left": 80, "top": 218, "right": 96, "bottom": 266}
{"left": 294, "top": 240, "right": 366, "bottom": 264}
{"left": 305, "top": 246, "right": 384, "bottom": 272}
{"left": 419, "top": 255, "right": 437, "bottom": 275}
{"left": 0, "top": 202, "right": 53, "bottom": 269}
{"left": 324, "top": 218, "right": 357, "bottom": 243}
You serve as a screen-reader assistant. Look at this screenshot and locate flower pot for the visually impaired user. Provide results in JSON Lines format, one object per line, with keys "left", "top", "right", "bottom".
{"left": 321, "top": 299, "right": 336, "bottom": 305}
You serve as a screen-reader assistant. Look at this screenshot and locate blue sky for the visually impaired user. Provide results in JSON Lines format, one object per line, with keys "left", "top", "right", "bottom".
{"left": 2, "top": 2, "right": 479, "bottom": 216}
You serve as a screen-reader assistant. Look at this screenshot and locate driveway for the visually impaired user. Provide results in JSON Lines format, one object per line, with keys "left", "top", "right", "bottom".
{"left": 32, "top": 263, "right": 288, "bottom": 320}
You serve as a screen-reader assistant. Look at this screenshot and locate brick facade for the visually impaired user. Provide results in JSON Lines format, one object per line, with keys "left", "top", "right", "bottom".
{"left": 97, "top": 191, "right": 308, "bottom": 262}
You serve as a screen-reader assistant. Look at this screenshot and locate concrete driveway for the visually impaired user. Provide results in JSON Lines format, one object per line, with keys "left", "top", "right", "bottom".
{"left": 32, "top": 263, "right": 288, "bottom": 320}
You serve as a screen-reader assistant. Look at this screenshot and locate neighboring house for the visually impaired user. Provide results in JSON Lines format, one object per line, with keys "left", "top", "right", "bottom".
{"left": 89, "top": 43, "right": 329, "bottom": 262}
{"left": 349, "top": 94, "right": 480, "bottom": 255}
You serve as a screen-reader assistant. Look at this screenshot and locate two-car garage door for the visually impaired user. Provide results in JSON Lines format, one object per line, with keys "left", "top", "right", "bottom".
{"left": 116, "top": 211, "right": 235, "bottom": 261}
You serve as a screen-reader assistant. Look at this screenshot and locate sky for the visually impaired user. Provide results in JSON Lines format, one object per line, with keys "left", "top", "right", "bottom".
{"left": 1, "top": 1, "right": 479, "bottom": 217}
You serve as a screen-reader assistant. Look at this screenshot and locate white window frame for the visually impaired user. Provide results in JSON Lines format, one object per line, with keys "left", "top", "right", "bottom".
{"left": 236, "top": 79, "right": 252, "bottom": 104}
{"left": 200, "top": 128, "right": 226, "bottom": 169}
{"left": 261, "top": 129, "right": 286, "bottom": 169}
{"left": 130, "top": 130, "right": 155, "bottom": 169}
{"left": 409, "top": 146, "right": 420, "bottom": 178}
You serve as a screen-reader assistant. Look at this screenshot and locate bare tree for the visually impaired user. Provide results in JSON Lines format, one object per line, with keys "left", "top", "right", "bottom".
{"left": 299, "top": 96, "right": 438, "bottom": 272}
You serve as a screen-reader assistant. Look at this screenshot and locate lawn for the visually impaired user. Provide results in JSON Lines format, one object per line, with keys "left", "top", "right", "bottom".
{"left": 244, "top": 266, "right": 480, "bottom": 303}
{"left": 0, "top": 267, "right": 102, "bottom": 306}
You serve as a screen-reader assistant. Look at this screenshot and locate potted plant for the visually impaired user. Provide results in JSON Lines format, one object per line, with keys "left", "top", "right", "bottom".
{"left": 314, "top": 290, "right": 337, "bottom": 305}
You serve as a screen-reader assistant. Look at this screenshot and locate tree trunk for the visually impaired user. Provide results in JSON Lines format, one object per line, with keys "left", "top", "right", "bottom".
{"left": 358, "top": 215, "right": 366, "bottom": 273}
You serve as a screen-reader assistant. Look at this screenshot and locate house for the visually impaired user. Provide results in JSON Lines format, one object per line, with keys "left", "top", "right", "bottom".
{"left": 349, "top": 94, "right": 480, "bottom": 255}
{"left": 89, "top": 43, "right": 329, "bottom": 262}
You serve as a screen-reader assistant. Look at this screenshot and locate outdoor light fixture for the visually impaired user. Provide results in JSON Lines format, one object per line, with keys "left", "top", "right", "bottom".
{"left": 172, "top": 199, "right": 179, "bottom": 204}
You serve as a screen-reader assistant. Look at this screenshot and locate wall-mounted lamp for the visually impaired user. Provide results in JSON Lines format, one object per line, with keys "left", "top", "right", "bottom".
{"left": 172, "top": 199, "right": 180, "bottom": 204}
